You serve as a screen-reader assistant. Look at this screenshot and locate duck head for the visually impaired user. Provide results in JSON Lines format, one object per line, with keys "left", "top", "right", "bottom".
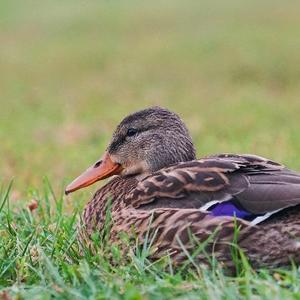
{"left": 65, "top": 107, "right": 196, "bottom": 194}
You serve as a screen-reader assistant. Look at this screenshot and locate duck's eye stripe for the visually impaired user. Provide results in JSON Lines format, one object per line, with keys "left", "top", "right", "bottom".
{"left": 127, "top": 128, "right": 138, "bottom": 136}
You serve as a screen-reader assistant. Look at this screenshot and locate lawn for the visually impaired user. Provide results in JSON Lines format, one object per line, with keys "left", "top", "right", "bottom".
{"left": 1, "top": 0, "right": 300, "bottom": 298}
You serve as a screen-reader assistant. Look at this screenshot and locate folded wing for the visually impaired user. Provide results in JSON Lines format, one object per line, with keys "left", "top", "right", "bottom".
{"left": 126, "top": 154, "right": 300, "bottom": 221}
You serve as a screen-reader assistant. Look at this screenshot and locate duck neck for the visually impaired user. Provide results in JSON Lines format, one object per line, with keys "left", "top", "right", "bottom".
{"left": 82, "top": 175, "right": 138, "bottom": 231}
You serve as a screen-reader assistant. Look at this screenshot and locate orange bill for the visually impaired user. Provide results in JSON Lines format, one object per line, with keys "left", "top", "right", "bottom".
{"left": 65, "top": 152, "right": 123, "bottom": 195}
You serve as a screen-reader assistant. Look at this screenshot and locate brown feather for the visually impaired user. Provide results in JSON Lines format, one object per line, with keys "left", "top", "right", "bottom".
{"left": 71, "top": 108, "right": 300, "bottom": 270}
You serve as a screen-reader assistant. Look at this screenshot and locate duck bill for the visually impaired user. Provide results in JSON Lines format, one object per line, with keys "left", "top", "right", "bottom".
{"left": 65, "top": 152, "right": 123, "bottom": 195}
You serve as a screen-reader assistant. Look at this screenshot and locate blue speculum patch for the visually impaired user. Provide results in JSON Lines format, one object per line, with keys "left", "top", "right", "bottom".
{"left": 208, "top": 200, "right": 260, "bottom": 221}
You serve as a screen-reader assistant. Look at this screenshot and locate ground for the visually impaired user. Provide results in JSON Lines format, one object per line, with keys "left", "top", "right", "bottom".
{"left": 1, "top": 0, "right": 300, "bottom": 299}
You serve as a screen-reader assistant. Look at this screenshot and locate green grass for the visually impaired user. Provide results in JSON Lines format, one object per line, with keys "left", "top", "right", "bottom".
{"left": 1, "top": 0, "right": 300, "bottom": 298}
{"left": 2, "top": 182, "right": 300, "bottom": 300}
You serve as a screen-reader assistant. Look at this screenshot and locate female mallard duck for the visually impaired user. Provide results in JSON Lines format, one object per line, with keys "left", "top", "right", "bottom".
{"left": 66, "top": 107, "right": 300, "bottom": 269}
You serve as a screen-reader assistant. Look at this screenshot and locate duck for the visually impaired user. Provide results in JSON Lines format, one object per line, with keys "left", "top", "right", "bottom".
{"left": 65, "top": 107, "right": 300, "bottom": 270}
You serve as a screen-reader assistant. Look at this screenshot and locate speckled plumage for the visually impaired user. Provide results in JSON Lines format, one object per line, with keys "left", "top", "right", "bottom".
{"left": 68, "top": 107, "right": 300, "bottom": 270}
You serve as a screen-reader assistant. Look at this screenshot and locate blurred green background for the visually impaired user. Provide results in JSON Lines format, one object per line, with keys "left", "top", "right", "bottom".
{"left": 1, "top": 0, "right": 300, "bottom": 200}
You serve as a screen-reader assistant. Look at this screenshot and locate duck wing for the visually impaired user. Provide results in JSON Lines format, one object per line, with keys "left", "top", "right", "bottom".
{"left": 126, "top": 154, "right": 300, "bottom": 219}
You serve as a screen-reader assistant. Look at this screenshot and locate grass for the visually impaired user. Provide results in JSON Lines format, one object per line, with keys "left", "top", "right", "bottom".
{"left": 1, "top": 0, "right": 300, "bottom": 298}
{"left": 2, "top": 182, "right": 300, "bottom": 300}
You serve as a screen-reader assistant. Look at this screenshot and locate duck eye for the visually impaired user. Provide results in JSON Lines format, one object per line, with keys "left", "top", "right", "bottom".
{"left": 127, "top": 128, "right": 138, "bottom": 137}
